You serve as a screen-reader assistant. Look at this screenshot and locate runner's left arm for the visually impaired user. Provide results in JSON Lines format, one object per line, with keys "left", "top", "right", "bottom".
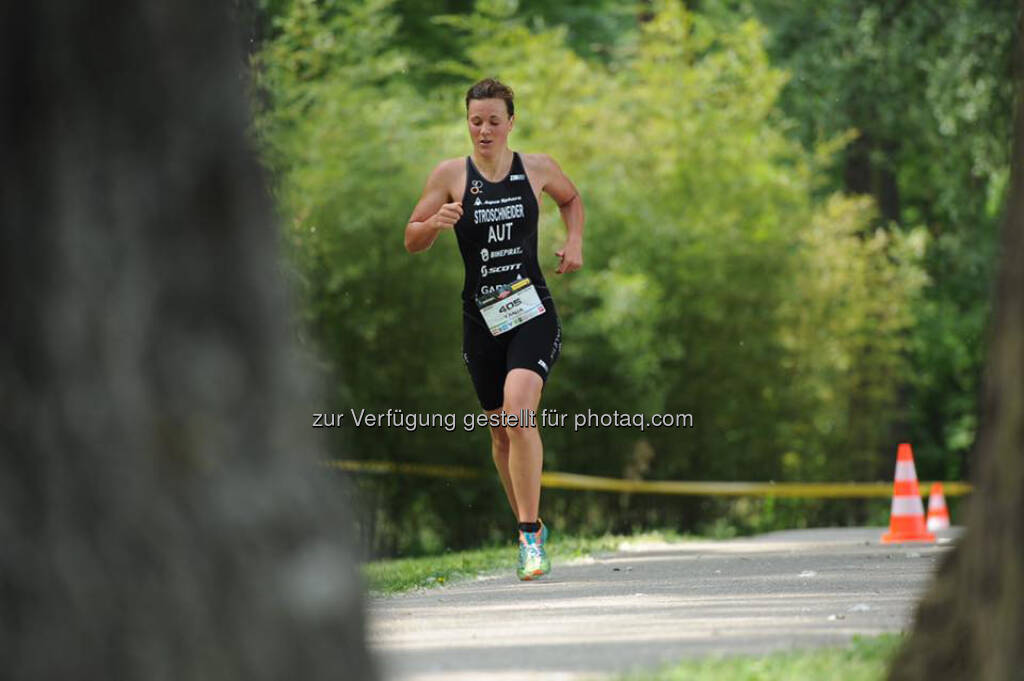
{"left": 539, "top": 155, "right": 584, "bottom": 275}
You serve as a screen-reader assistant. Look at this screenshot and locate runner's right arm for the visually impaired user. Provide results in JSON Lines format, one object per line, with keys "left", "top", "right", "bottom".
{"left": 405, "top": 162, "right": 463, "bottom": 253}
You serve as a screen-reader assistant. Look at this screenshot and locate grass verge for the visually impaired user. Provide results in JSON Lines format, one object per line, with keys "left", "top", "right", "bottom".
{"left": 617, "top": 634, "right": 903, "bottom": 681}
{"left": 364, "top": 530, "right": 688, "bottom": 595}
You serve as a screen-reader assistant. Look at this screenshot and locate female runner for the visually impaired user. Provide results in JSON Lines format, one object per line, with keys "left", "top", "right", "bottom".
{"left": 404, "top": 78, "right": 584, "bottom": 580}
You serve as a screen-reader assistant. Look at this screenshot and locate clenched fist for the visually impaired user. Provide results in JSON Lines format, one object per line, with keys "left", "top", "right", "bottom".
{"left": 430, "top": 201, "right": 463, "bottom": 229}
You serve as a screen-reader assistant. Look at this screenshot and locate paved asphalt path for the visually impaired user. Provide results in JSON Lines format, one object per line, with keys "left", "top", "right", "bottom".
{"left": 368, "top": 527, "right": 959, "bottom": 681}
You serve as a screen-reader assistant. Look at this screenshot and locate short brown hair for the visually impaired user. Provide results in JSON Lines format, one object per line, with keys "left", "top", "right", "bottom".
{"left": 465, "top": 78, "right": 514, "bottom": 117}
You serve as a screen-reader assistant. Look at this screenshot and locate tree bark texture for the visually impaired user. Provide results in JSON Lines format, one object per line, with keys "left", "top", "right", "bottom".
{"left": 889, "top": 10, "right": 1024, "bottom": 681}
{"left": 0, "top": 3, "right": 374, "bottom": 680}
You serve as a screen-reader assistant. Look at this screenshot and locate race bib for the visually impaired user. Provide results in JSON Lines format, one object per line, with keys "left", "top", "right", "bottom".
{"left": 476, "top": 278, "right": 546, "bottom": 336}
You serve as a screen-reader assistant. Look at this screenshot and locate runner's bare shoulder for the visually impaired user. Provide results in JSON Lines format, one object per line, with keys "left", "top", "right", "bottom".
{"left": 520, "top": 153, "right": 559, "bottom": 178}
{"left": 426, "top": 157, "right": 466, "bottom": 202}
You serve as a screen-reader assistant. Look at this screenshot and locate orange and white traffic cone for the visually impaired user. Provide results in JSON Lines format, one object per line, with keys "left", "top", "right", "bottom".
{"left": 881, "top": 443, "right": 935, "bottom": 543}
{"left": 926, "top": 481, "right": 951, "bottom": 532}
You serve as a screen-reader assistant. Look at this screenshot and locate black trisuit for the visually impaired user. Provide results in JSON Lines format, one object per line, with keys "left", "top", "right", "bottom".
{"left": 455, "top": 152, "right": 561, "bottom": 411}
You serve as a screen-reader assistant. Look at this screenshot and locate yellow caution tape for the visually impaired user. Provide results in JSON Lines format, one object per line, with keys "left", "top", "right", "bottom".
{"left": 325, "top": 460, "right": 973, "bottom": 498}
{"left": 540, "top": 472, "right": 972, "bottom": 498}
{"left": 325, "top": 460, "right": 481, "bottom": 480}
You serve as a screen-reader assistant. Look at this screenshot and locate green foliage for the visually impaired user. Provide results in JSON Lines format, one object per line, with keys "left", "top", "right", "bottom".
{"left": 746, "top": 0, "right": 1016, "bottom": 479}
{"left": 778, "top": 197, "right": 929, "bottom": 481}
{"left": 253, "top": 0, "right": 491, "bottom": 555}
{"left": 698, "top": 496, "right": 893, "bottom": 539}
{"left": 620, "top": 634, "right": 904, "bottom": 681}
{"left": 253, "top": 0, "right": 970, "bottom": 557}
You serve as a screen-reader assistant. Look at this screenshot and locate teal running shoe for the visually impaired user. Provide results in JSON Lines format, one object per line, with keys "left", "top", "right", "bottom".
{"left": 517, "top": 524, "right": 550, "bottom": 581}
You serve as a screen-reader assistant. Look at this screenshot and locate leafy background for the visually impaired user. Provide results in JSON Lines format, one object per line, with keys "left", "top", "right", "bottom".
{"left": 250, "top": 0, "right": 1014, "bottom": 556}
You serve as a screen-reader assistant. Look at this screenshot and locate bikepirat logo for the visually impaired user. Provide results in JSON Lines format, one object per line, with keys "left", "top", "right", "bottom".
{"left": 487, "top": 246, "right": 522, "bottom": 259}
{"left": 480, "top": 248, "right": 489, "bottom": 263}
{"left": 470, "top": 179, "right": 483, "bottom": 195}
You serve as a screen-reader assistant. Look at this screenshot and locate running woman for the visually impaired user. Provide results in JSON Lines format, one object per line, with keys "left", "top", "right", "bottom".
{"left": 404, "top": 78, "right": 584, "bottom": 580}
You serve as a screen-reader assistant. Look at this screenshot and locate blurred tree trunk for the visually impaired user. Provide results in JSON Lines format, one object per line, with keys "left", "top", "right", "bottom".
{"left": 889, "top": 11, "right": 1024, "bottom": 681}
{"left": 0, "top": 3, "right": 374, "bottom": 680}
{"left": 842, "top": 132, "right": 902, "bottom": 224}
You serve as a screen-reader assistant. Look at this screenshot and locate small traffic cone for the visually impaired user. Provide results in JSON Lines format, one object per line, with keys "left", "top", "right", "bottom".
{"left": 926, "top": 482, "right": 951, "bottom": 532}
{"left": 881, "top": 443, "right": 935, "bottom": 543}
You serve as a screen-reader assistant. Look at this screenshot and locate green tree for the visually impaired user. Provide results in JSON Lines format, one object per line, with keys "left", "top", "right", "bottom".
{"left": 747, "top": 0, "right": 1016, "bottom": 480}
{"left": 254, "top": 0, "right": 929, "bottom": 552}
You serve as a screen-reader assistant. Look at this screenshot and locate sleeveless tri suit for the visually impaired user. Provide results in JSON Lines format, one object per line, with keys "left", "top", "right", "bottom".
{"left": 454, "top": 152, "right": 561, "bottom": 410}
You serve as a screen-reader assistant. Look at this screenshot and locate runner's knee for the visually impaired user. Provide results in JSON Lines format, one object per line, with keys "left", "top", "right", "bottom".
{"left": 502, "top": 370, "right": 542, "bottom": 414}
{"left": 489, "top": 425, "right": 510, "bottom": 454}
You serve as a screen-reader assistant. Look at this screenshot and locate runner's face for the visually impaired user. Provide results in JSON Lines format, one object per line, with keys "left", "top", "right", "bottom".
{"left": 467, "top": 99, "right": 513, "bottom": 157}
